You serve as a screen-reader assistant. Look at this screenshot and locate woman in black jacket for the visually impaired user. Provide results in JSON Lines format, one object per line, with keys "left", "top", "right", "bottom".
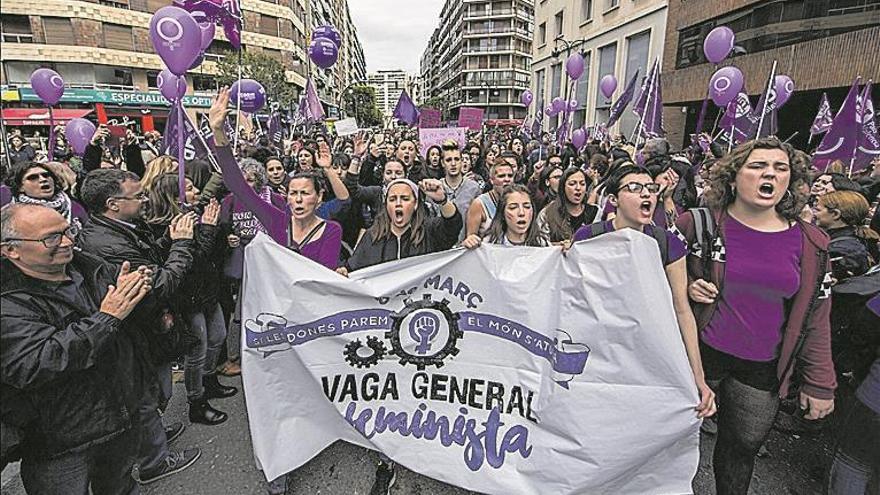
{"left": 339, "top": 177, "right": 462, "bottom": 273}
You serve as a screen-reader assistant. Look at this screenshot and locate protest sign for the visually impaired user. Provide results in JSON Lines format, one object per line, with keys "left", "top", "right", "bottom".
{"left": 458, "top": 107, "right": 484, "bottom": 130}
{"left": 335, "top": 117, "right": 359, "bottom": 136}
{"left": 418, "top": 127, "right": 467, "bottom": 157}
{"left": 419, "top": 108, "right": 442, "bottom": 128}
{"left": 241, "top": 231, "right": 701, "bottom": 494}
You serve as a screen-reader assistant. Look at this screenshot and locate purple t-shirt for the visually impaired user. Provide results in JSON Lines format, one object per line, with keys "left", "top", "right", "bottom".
{"left": 294, "top": 220, "right": 342, "bottom": 270}
{"left": 701, "top": 217, "right": 802, "bottom": 362}
{"left": 573, "top": 220, "right": 687, "bottom": 266}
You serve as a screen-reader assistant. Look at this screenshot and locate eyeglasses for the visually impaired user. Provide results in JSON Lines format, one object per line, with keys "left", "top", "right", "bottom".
{"left": 3, "top": 224, "right": 79, "bottom": 248}
{"left": 621, "top": 182, "right": 661, "bottom": 194}
{"left": 112, "top": 192, "right": 148, "bottom": 202}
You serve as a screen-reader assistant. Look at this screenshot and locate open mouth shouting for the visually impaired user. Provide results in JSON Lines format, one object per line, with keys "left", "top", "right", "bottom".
{"left": 758, "top": 182, "right": 776, "bottom": 199}
{"left": 393, "top": 207, "right": 406, "bottom": 225}
{"left": 639, "top": 199, "right": 653, "bottom": 217}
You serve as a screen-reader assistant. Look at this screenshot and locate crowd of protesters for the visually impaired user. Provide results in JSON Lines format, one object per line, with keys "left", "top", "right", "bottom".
{"left": 1, "top": 87, "right": 878, "bottom": 495}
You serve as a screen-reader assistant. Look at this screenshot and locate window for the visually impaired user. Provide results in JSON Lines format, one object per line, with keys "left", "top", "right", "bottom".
{"left": 1, "top": 14, "right": 33, "bottom": 43}
{"left": 103, "top": 23, "right": 133, "bottom": 51}
{"left": 619, "top": 30, "right": 650, "bottom": 136}
{"left": 555, "top": 11, "right": 564, "bottom": 36}
{"left": 259, "top": 15, "right": 279, "bottom": 37}
{"left": 538, "top": 22, "right": 546, "bottom": 44}
{"left": 606, "top": 0, "right": 619, "bottom": 10}
{"left": 550, "top": 62, "right": 562, "bottom": 126}
{"left": 573, "top": 51, "right": 590, "bottom": 128}
{"left": 535, "top": 68, "right": 545, "bottom": 111}
{"left": 42, "top": 18, "right": 74, "bottom": 45}
{"left": 594, "top": 42, "right": 616, "bottom": 123}
{"left": 581, "top": 0, "right": 593, "bottom": 21}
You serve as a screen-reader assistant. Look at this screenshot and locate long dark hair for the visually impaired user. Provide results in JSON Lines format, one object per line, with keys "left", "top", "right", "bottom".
{"left": 6, "top": 161, "right": 61, "bottom": 197}
{"left": 487, "top": 184, "right": 547, "bottom": 246}
{"left": 368, "top": 183, "right": 428, "bottom": 246}
{"left": 542, "top": 167, "right": 587, "bottom": 241}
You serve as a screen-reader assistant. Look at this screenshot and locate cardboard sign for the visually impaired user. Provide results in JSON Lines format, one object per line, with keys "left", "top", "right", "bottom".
{"left": 458, "top": 107, "right": 484, "bottom": 130}
{"left": 418, "top": 127, "right": 467, "bottom": 157}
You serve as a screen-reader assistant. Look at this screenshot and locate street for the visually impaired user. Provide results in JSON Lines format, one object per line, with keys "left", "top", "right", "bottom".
{"left": 2, "top": 375, "right": 838, "bottom": 495}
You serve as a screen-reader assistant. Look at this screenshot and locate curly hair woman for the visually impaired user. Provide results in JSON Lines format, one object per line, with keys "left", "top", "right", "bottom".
{"left": 675, "top": 137, "right": 836, "bottom": 495}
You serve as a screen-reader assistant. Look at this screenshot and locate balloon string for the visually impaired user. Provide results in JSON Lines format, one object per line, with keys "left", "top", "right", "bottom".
{"left": 177, "top": 99, "right": 186, "bottom": 205}
{"left": 48, "top": 106, "right": 56, "bottom": 162}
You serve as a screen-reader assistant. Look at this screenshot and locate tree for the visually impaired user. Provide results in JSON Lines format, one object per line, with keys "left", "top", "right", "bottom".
{"left": 215, "top": 50, "right": 297, "bottom": 107}
{"left": 344, "top": 85, "right": 383, "bottom": 127}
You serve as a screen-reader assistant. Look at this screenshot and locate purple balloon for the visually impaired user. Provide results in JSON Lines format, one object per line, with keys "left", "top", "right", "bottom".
{"left": 551, "top": 97, "right": 566, "bottom": 113}
{"left": 30, "top": 68, "right": 65, "bottom": 106}
{"left": 703, "top": 26, "right": 735, "bottom": 64}
{"left": 199, "top": 21, "right": 215, "bottom": 51}
{"left": 189, "top": 51, "right": 205, "bottom": 70}
{"left": 230, "top": 79, "right": 266, "bottom": 113}
{"left": 520, "top": 90, "right": 533, "bottom": 107}
{"left": 568, "top": 99, "right": 579, "bottom": 112}
{"left": 313, "top": 25, "right": 341, "bottom": 47}
{"left": 158, "top": 69, "right": 188, "bottom": 102}
{"left": 599, "top": 75, "right": 617, "bottom": 99}
{"left": 65, "top": 118, "right": 96, "bottom": 156}
{"left": 572, "top": 128, "right": 587, "bottom": 149}
{"left": 566, "top": 53, "right": 585, "bottom": 80}
{"left": 774, "top": 75, "right": 795, "bottom": 108}
{"left": 544, "top": 105, "right": 556, "bottom": 117}
{"left": 309, "top": 37, "right": 339, "bottom": 69}
{"left": 150, "top": 6, "right": 202, "bottom": 75}
{"left": 708, "top": 66, "right": 744, "bottom": 108}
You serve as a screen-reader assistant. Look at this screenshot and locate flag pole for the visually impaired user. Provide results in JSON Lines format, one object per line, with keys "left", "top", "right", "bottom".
{"left": 755, "top": 60, "right": 777, "bottom": 140}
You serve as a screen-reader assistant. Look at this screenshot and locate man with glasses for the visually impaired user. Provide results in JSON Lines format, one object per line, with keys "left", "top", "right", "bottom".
{"left": 77, "top": 168, "right": 202, "bottom": 484}
{"left": 1, "top": 203, "right": 153, "bottom": 493}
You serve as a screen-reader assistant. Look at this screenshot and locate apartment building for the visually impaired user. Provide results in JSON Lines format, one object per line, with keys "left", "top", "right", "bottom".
{"left": 367, "top": 69, "right": 410, "bottom": 120}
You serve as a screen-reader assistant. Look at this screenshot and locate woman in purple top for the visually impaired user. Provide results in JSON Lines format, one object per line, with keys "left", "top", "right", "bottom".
{"left": 573, "top": 164, "right": 716, "bottom": 421}
{"left": 208, "top": 89, "right": 343, "bottom": 269}
{"left": 676, "top": 137, "right": 836, "bottom": 495}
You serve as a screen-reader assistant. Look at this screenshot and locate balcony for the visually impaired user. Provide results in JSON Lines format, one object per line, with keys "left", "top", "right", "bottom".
{"left": 463, "top": 26, "right": 532, "bottom": 37}
{"left": 463, "top": 8, "right": 532, "bottom": 20}
{"left": 1, "top": 32, "right": 35, "bottom": 43}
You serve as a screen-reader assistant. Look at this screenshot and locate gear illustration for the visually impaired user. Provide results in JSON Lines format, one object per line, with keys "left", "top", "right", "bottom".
{"left": 385, "top": 294, "right": 463, "bottom": 370}
{"left": 343, "top": 336, "right": 387, "bottom": 369}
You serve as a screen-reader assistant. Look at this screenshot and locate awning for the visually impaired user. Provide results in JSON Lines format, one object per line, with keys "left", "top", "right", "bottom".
{"left": 1, "top": 108, "right": 93, "bottom": 126}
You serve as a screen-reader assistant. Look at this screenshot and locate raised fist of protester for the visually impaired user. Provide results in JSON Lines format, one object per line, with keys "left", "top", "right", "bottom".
{"left": 656, "top": 169, "right": 680, "bottom": 199}
{"left": 100, "top": 261, "right": 151, "bottom": 320}
{"left": 125, "top": 128, "right": 138, "bottom": 145}
{"left": 688, "top": 279, "right": 718, "bottom": 304}
{"left": 420, "top": 179, "right": 447, "bottom": 203}
{"left": 201, "top": 199, "right": 220, "bottom": 226}
{"left": 800, "top": 392, "right": 834, "bottom": 420}
{"left": 227, "top": 234, "right": 241, "bottom": 248}
{"left": 209, "top": 88, "right": 231, "bottom": 146}
{"left": 91, "top": 125, "right": 110, "bottom": 145}
{"left": 461, "top": 234, "right": 482, "bottom": 250}
{"left": 169, "top": 212, "right": 196, "bottom": 240}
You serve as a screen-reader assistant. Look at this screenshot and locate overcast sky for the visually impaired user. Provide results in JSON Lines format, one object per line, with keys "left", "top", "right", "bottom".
{"left": 349, "top": 0, "right": 445, "bottom": 75}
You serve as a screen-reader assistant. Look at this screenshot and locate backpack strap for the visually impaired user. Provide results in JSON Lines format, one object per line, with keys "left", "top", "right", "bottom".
{"left": 689, "top": 207, "right": 716, "bottom": 280}
{"left": 650, "top": 226, "right": 669, "bottom": 265}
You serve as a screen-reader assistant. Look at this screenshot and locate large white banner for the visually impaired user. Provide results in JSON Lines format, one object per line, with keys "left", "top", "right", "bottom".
{"left": 241, "top": 230, "right": 700, "bottom": 494}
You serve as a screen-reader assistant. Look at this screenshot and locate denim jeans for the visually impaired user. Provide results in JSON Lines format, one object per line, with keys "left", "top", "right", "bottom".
{"left": 827, "top": 397, "right": 880, "bottom": 495}
{"left": 186, "top": 303, "right": 227, "bottom": 401}
{"left": 20, "top": 428, "right": 138, "bottom": 495}
{"left": 136, "top": 365, "right": 171, "bottom": 474}
{"left": 702, "top": 343, "right": 780, "bottom": 495}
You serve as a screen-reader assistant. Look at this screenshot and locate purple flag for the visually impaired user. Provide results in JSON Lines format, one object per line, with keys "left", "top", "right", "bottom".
{"left": 719, "top": 92, "right": 753, "bottom": 146}
{"left": 530, "top": 112, "right": 542, "bottom": 137}
{"left": 810, "top": 93, "right": 834, "bottom": 136}
{"left": 174, "top": 0, "right": 242, "bottom": 49}
{"left": 745, "top": 64, "right": 779, "bottom": 140}
{"left": 299, "top": 78, "right": 325, "bottom": 123}
{"left": 163, "top": 105, "right": 220, "bottom": 171}
{"left": 392, "top": 89, "right": 420, "bottom": 126}
{"left": 267, "top": 111, "right": 283, "bottom": 149}
{"left": 632, "top": 60, "right": 657, "bottom": 119}
{"left": 854, "top": 81, "right": 879, "bottom": 171}
{"left": 641, "top": 62, "right": 665, "bottom": 138}
{"left": 607, "top": 69, "right": 639, "bottom": 127}
{"left": 814, "top": 78, "right": 861, "bottom": 170}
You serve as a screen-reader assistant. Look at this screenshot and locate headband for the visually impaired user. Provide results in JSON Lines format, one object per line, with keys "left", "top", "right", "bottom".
{"left": 383, "top": 178, "right": 420, "bottom": 201}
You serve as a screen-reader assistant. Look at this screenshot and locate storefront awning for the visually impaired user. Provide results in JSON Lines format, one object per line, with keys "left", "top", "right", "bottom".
{"left": 1, "top": 108, "right": 93, "bottom": 126}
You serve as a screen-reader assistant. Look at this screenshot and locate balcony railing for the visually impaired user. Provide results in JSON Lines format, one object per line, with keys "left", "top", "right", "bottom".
{"left": 464, "top": 8, "right": 532, "bottom": 19}
{"left": 463, "top": 26, "right": 532, "bottom": 36}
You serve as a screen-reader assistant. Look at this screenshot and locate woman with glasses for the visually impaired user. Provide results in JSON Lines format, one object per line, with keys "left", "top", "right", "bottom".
{"left": 573, "top": 164, "right": 716, "bottom": 419}
{"left": 675, "top": 137, "right": 836, "bottom": 495}
{"left": 144, "top": 174, "right": 234, "bottom": 425}
{"left": 536, "top": 167, "right": 598, "bottom": 243}
{"left": 3, "top": 161, "right": 88, "bottom": 229}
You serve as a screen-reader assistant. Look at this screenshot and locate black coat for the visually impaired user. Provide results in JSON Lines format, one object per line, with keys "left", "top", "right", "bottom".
{"left": 0, "top": 251, "right": 149, "bottom": 459}
{"left": 346, "top": 210, "right": 462, "bottom": 271}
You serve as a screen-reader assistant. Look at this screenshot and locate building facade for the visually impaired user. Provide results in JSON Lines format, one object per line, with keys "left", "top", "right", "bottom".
{"left": 420, "top": 0, "right": 534, "bottom": 126}
{"left": 367, "top": 69, "right": 410, "bottom": 121}
{"left": 0, "top": 0, "right": 313, "bottom": 129}
{"left": 0, "top": 0, "right": 367, "bottom": 129}
{"left": 662, "top": 0, "right": 880, "bottom": 149}
{"left": 530, "top": 0, "right": 667, "bottom": 138}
